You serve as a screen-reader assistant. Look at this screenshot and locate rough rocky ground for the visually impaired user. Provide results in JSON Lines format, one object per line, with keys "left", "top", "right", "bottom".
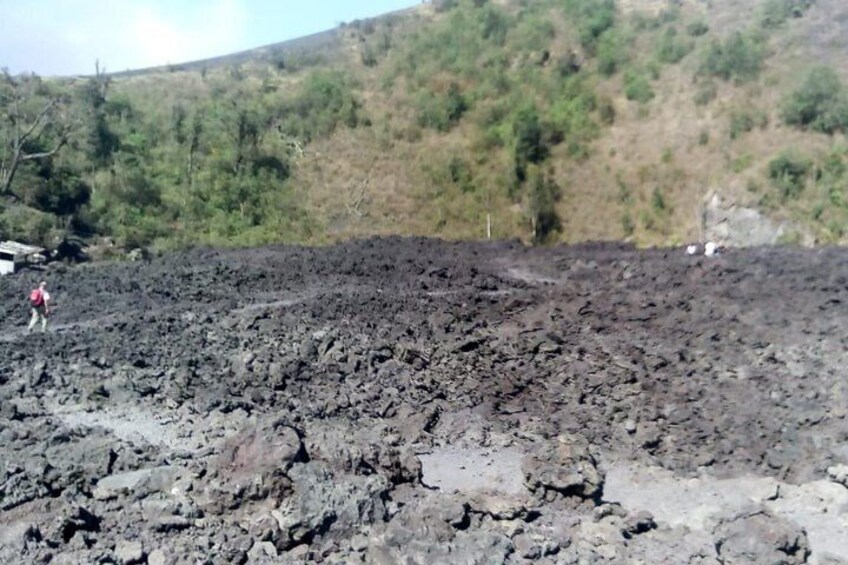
{"left": 1, "top": 237, "right": 847, "bottom": 564}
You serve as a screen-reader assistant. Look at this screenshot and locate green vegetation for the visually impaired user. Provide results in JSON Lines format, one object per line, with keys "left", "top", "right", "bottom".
{"left": 686, "top": 20, "right": 710, "bottom": 37}
{"left": 782, "top": 67, "right": 848, "bottom": 134}
{"left": 760, "top": 0, "right": 815, "bottom": 28}
{"left": 624, "top": 70, "right": 655, "bottom": 103}
{"left": 729, "top": 106, "right": 768, "bottom": 139}
{"left": 527, "top": 167, "right": 562, "bottom": 243}
{"left": 563, "top": 0, "right": 617, "bottom": 54}
{"left": 699, "top": 31, "right": 765, "bottom": 84}
{"left": 0, "top": 0, "right": 840, "bottom": 250}
{"left": 768, "top": 150, "right": 812, "bottom": 200}
{"left": 655, "top": 27, "right": 694, "bottom": 64}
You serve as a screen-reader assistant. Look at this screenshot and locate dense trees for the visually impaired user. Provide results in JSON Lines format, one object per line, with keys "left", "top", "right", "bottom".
{"left": 0, "top": 63, "right": 359, "bottom": 247}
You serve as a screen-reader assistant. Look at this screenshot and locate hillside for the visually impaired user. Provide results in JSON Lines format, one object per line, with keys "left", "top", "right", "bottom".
{"left": 3, "top": 0, "right": 848, "bottom": 250}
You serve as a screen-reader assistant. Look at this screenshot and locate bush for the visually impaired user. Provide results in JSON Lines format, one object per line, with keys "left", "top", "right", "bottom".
{"left": 280, "top": 71, "right": 360, "bottom": 140}
{"left": 687, "top": 20, "right": 709, "bottom": 37}
{"left": 596, "top": 28, "right": 627, "bottom": 76}
{"left": 548, "top": 80, "right": 599, "bottom": 156}
{"left": 621, "top": 211, "right": 635, "bottom": 236}
{"left": 598, "top": 96, "right": 616, "bottom": 125}
{"left": 699, "top": 32, "right": 765, "bottom": 83}
{"left": 512, "top": 12, "right": 556, "bottom": 52}
{"left": 782, "top": 66, "right": 848, "bottom": 134}
{"left": 527, "top": 168, "right": 561, "bottom": 244}
{"left": 693, "top": 80, "right": 718, "bottom": 105}
{"left": 513, "top": 104, "right": 548, "bottom": 181}
{"left": 481, "top": 6, "right": 510, "bottom": 45}
{"left": 416, "top": 82, "right": 469, "bottom": 131}
{"left": 447, "top": 156, "right": 474, "bottom": 193}
{"left": 655, "top": 28, "right": 694, "bottom": 64}
{"left": 434, "top": 0, "right": 459, "bottom": 13}
{"left": 729, "top": 107, "right": 768, "bottom": 139}
{"left": 760, "top": 0, "right": 815, "bottom": 28}
{"left": 651, "top": 187, "right": 667, "bottom": 212}
{"left": 28, "top": 166, "right": 92, "bottom": 217}
{"left": 624, "top": 70, "right": 655, "bottom": 103}
{"left": 563, "top": 0, "right": 617, "bottom": 53}
{"left": 768, "top": 150, "right": 812, "bottom": 200}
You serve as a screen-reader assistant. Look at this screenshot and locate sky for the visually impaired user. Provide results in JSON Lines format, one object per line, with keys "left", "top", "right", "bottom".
{"left": 0, "top": 0, "right": 422, "bottom": 76}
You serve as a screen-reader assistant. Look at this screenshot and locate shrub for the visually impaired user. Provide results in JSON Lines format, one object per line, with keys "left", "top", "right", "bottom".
{"left": 768, "top": 150, "right": 812, "bottom": 200}
{"left": 656, "top": 28, "right": 694, "bottom": 64}
{"left": 596, "top": 28, "right": 627, "bottom": 76}
{"left": 731, "top": 154, "right": 753, "bottom": 172}
{"left": 416, "top": 82, "right": 469, "bottom": 131}
{"left": 694, "top": 80, "right": 718, "bottom": 105}
{"left": 624, "top": 70, "right": 655, "bottom": 103}
{"left": 555, "top": 52, "right": 582, "bottom": 78}
{"left": 361, "top": 45, "right": 379, "bottom": 67}
{"left": 434, "top": 0, "right": 459, "bottom": 13}
{"left": 563, "top": 0, "right": 617, "bottom": 53}
{"left": 548, "top": 80, "right": 599, "bottom": 156}
{"left": 621, "top": 211, "right": 635, "bottom": 236}
{"left": 481, "top": 6, "right": 510, "bottom": 46}
{"left": 729, "top": 107, "right": 768, "bottom": 139}
{"left": 760, "top": 0, "right": 815, "bottom": 28}
{"left": 782, "top": 66, "right": 848, "bottom": 134}
{"left": 651, "top": 187, "right": 667, "bottom": 212}
{"left": 513, "top": 104, "right": 548, "bottom": 181}
{"left": 281, "top": 71, "right": 360, "bottom": 140}
{"left": 512, "top": 12, "right": 556, "bottom": 52}
{"left": 699, "top": 32, "right": 765, "bottom": 83}
{"left": 687, "top": 20, "right": 709, "bottom": 36}
{"left": 447, "top": 156, "right": 474, "bottom": 193}
{"left": 598, "top": 96, "right": 616, "bottom": 125}
{"left": 528, "top": 168, "right": 561, "bottom": 244}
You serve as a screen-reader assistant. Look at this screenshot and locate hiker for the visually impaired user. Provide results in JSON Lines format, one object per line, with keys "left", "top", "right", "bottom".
{"left": 28, "top": 281, "right": 50, "bottom": 333}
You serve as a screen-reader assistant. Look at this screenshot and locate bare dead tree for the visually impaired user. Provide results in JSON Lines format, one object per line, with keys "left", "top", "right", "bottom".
{"left": 279, "top": 133, "right": 304, "bottom": 161}
{"left": 0, "top": 71, "right": 75, "bottom": 195}
{"left": 346, "top": 176, "right": 369, "bottom": 218}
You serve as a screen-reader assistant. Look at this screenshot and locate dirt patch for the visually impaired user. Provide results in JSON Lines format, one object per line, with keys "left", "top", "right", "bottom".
{"left": 419, "top": 447, "right": 526, "bottom": 495}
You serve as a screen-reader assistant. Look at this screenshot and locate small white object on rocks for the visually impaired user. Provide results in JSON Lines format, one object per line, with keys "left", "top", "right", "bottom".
{"left": 686, "top": 245, "right": 698, "bottom": 256}
{"left": 704, "top": 241, "right": 718, "bottom": 257}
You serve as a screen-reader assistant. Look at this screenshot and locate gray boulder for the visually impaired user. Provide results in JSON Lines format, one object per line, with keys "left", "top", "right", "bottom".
{"left": 713, "top": 507, "right": 810, "bottom": 565}
{"left": 270, "top": 462, "right": 390, "bottom": 551}
{"left": 523, "top": 434, "right": 603, "bottom": 501}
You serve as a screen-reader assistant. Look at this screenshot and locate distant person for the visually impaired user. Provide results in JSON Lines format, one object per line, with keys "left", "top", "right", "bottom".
{"left": 28, "top": 281, "right": 50, "bottom": 333}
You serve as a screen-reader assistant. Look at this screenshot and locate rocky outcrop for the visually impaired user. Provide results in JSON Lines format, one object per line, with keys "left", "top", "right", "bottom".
{"left": 703, "top": 193, "right": 789, "bottom": 247}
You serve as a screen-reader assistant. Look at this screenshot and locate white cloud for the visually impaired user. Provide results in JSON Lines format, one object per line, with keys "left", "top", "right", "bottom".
{"left": 129, "top": 0, "right": 247, "bottom": 68}
{"left": 0, "top": 0, "right": 249, "bottom": 75}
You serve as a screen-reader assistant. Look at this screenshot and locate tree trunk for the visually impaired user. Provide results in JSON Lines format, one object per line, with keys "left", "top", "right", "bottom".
{"left": 1, "top": 147, "right": 23, "bottom": 195}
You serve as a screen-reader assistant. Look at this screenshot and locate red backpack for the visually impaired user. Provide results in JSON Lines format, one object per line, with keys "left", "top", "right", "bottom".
{"left": 29, "top": 288, "right": 43, "bottom": 307}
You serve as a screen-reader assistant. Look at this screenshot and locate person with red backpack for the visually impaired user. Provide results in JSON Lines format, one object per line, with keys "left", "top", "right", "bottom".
{"left": 28, "top": 281, "right": 50, "bottom": 333}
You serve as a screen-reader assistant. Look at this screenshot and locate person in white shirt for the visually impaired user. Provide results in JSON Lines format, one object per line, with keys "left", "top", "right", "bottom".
{"left": 28, "top": 281, "right": 50, "bottom": 333}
